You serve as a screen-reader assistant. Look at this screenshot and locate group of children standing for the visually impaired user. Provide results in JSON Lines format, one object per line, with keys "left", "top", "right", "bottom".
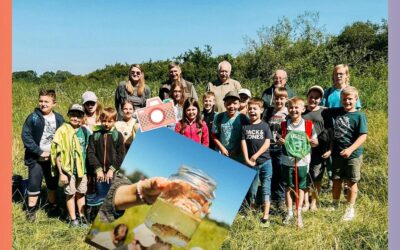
{"left": 21, "top": 64, "right": 368, "bottom": 230}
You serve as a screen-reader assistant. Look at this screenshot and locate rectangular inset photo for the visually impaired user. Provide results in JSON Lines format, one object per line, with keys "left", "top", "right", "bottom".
{"left": 85, "top": 127, "right": 256, "bottom": 250}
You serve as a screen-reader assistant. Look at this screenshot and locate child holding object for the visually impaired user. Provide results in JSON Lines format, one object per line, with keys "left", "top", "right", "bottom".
{"left": 278, "top": 97, "right": 318, "bottom": 228}
{"left": 87, "top": 107, "right": 125, "bottom": 206}
{"left": 114, "top": 100, "right": 139, "bottom": 152}
{"left": 51, "top": 104, "right": 90, "bottom": 227}
{"left": 241, "top": 98, "right": 273, "bottom": 227}
{"left": 324, "top": 86, "right": 367, "bottom": 221}
{"left": 22, "top": 89, "right": 65, "bottom": 222}
{"left": 175, "top": 98, "right": 209, "bottom": 147}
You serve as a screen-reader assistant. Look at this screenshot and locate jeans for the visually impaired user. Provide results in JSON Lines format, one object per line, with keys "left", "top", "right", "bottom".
{"left": 270, "top": 148, "right": 285, "bottom": 203}
{"left": 248, "top": 159, "right": 273, "bottom": 204}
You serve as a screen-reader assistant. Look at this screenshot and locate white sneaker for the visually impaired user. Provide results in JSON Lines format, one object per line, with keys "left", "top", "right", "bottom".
{"left": 296, "top": 215, "right": 304, "bottom": 228}
{"left": 283, "top": 213, "right": 294, "bottom": 225}
{"left": 342, "top": 207, "right": 355, "bottom": 221}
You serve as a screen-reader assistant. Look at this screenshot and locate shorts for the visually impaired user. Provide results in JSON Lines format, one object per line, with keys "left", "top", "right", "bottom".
{"left": 309, "top": 162, "right": 325, "bottom": 183}
{"left": 283, "top": 165, "right": 308, "bottom": 190}
{"left": 26, "top": 159, "right": 58, "bottom": 195}
{"left": 64, "top": 175, "right": 88, "bottom": 195}
{"left": 332, "top": 155, "right": 363, "bottom": 183}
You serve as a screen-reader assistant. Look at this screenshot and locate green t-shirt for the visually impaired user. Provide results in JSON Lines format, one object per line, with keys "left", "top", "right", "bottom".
{"left": 327, "top": 108, "right": 368, "bottom": 159}
{"left": 74, "top": 127, "right": 89, "bottom": 175}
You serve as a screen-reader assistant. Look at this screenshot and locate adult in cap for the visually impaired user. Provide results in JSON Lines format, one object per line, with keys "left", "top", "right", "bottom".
{"left": 115, "top": 64, "right": 151, "bottom": 120}
{"left": 159, "top": 62, "right": 198, "bottom": 101}
{"left": 261, "top": 69, "right": 295, "bottom": 109}
{"left": 238, "top": 88, "right": 252, "bottom": 115}
{"left": 207, "top": 60, "right": 241, "bottom": 112}
{"left": 82, "top": 91, "right": 102, "bottom": 132}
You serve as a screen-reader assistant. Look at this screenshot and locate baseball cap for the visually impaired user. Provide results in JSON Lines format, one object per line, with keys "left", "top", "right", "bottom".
{"left": 307, "top": 85, "right": 324, "bottom": 97}
{"left": 68, "top": 104, "right": 84, "bottom": 114}
{"left": 82, "top": 91, "right": 98, "bottom": 104}
{"left": 238, "top": 88, "right": 252, "bottom": 98}
{"left": 223, "top": 90, "right": 240, "bottom": 101}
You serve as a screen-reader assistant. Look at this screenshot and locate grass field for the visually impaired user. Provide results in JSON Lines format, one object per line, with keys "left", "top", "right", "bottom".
{"left": 12, "top": 77, "right": 387, "bottom": 249}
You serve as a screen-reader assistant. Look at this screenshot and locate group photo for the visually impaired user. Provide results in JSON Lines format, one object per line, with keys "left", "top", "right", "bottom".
{"left": 12, "top": 1, "right": 387, "bottom": 249}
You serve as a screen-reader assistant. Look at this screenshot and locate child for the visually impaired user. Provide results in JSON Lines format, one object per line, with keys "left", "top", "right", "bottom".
{"left": 175, "top": 98, "right": 209, "bottom": 147}
{"left": 82, "top": 91, "right": 102, "bottom": 133}
{"left": 201, "top": 91, "right": 218, "bottom": 150}
{"left": 87, "top": 107, "right": 125, "bottom": 205}
{"left": 325, "top": 86, "right": 367, "bottom": 221}
{"left": 238, "top": 88, "right": 252, "bottom": 116}
{"left": 323, "top": 64, "right": 361, "bottom": 109}
{"left": 114, "top": 100, "right": 139, "bottom": 152}
{"left": 51, "top": 104, "right": 90, "bottom": 227}
{"left": 167, "top": 80, "right": 186, "bottom": 130}
{"left": 241, "top": 98, "right": 273, "bottom": 227}
{"left": 278, "top": 97, "right": 318, "bottom": 228}
{"left": 302, "top": 86, "right": 331, "bottom": 211}
{"left": 212, "top": 91, "right": 249, "bottom": 163}
{"left": 21, "top": 89, "right": 64, "bottom": 221}
{"left": 262, "top": 87, "right": 289, "bottom": 213}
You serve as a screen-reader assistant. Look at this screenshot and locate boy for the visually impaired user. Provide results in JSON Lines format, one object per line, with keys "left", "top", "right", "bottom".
{"left": 21, "top": 89, "right": 64, "bottom": 221}
{"left": 262, "top": 87, "right": 289, "bottom": 214}
{"left": 51, "top": 104, "right": 90, "bottom": 227}
{"left": 302, "top": 86, "right": 331, "bottom": 211}
{"left": 212, "top": 91, "right": 249, "bottom": 163}
{"left": 238, "top": 88, "right": 252, "bottom": 116}
{"left": 87, "top": 107, "right": 125, "bottom": 206}
{"left": 201, "top": 91, "right": 218, "bottom": 150}
{"left": 241, "top": 98, "right": 273, "bottom": 227}
{"left": 325, "top": 86, "right": 367, "bottom": 221}
{"left": 278, "top": 97, "right": 318, "bottom": 228}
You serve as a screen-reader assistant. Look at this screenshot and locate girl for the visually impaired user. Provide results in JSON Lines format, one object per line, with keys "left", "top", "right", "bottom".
{"left": 115, "top": 64, "right": 151, "bottom": 120}
{"left": 82, "top": 91, "right": 102, "bottom": 133}
{"left": 166, "top": 80, "right": 186, "bottom": 130}
{"left": 175, "top": 98, "right": 209, "bottom": 147}
{"left": 114, "top": 100, "right": 139, "bottom": 152}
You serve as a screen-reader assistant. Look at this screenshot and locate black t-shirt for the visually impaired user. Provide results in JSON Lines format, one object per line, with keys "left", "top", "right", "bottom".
{"left": 202, "top": 110, "right": 217, "bottom": 150}
{"left": 241, "top": 121, "right": 272, "bottom": 165}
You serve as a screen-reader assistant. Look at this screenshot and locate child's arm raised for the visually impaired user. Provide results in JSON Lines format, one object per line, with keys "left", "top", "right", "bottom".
{"left": 340, "top": 134, "right": 367, "bottom": 158}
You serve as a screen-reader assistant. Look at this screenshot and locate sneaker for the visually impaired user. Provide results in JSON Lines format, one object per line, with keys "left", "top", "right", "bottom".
{"left": 79, "top": 216, "right": 89, "bottom": 228}
{"left": 69, "top": 219, "right": 80, "bottom": 228}
{"left": 26, "top": 207, "right": 37, "bottom": 222}
{"left": 342, "top": 207, "right": 355, "bottom": 221}
{"left": 296, "top": 215, "right": 304, "bottom": 228}
{"left": 302, "top": 204, "right": 310, "bottom": 212}
{"left": 260, "top": 218, "right": 270, "bottom": 228}
{"left": 283, "top": 213, "right": 294, "bottom": 225}
{"left": 47, "top": 204, "right": 61, "bottom": 218}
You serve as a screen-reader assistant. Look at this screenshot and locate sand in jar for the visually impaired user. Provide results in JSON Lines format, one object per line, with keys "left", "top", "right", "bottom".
{"left": 145, "top": 197, "right": 201, "bottom": 247}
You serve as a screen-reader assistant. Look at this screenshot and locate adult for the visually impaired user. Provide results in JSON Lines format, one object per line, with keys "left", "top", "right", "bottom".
{"left": 159, "top": 62, "right": 198, "bottom": 101}
{"left": 322, "top": 64, "right": 361, "bottom": 109}
{"left": 261, "top": 69, "right": 295, "bottom": 109}
{"left": 115, "top": 64, "right": 151, "bottom": 120}
{"left": 207, "top": 60, "right": 242, "bottom": 112}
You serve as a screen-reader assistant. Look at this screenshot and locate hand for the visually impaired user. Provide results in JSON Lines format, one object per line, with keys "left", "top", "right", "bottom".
{"left": 105, "top": 169, "right": 114, "bottom": 183}
{"left": 40, "top": 151, "right": 50, "bottom": 160}
{"left": 278, "top": 138, "right": 285, "bottom": 146}
{"left": 321, "top": 150, "right": 331, "bottom": 159}
{"left": 139, "top": 177, "right": 169, "bottom": 204}
{"left": 220, "top": 147, "right": 229, "bottom": 156}
{"left": 340, "top": 148, "right": 353, "bottom": 159}
{"left": 96, "top": 171, "right": 105, "bottom": 182}
{"left": 250, "top": 155, "right": 257, "bottom": 163}
{"left": 246, "top": 159, "right": 256, "bottom": 167}
{"left": 309, "top": 138, "right": 318, "bottom": 147}
{"left": 59, "top": 174, "right": 69, "bottom": 185}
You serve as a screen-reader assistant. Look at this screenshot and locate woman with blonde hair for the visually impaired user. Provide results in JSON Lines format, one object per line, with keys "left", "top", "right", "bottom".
{"left": 115, "top": 64, "right": 151, "bottom": 120}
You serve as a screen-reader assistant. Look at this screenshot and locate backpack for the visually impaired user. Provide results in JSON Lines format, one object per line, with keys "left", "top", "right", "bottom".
{"left": 215, "top": 112, "right": 248, "bottom": 136}
{"left": 281, "top": 119, "right": 313, "bottom": 139}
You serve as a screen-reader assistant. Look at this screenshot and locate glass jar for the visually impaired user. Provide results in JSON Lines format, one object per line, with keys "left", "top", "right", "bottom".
{"left": 144, "top": 165, "right": 217, "bottom": 247}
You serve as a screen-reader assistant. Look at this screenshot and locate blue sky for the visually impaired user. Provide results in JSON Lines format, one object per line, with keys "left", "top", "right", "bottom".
{"left": 121, "top": 127, "right": 256, "bottom": 225}
{"left": 13, "top": 0, "right": 387, "bottom": 75}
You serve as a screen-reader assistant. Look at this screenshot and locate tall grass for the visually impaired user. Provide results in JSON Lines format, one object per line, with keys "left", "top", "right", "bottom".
{"left": 12, "top": 76, "right": 387, "bottom": 249}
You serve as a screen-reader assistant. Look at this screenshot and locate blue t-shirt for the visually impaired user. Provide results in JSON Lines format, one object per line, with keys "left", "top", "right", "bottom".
{"left": 322, "top": 87, "right": 361, "bottom": 109}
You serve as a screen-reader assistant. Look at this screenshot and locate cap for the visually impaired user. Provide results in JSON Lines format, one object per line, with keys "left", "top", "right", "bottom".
{"left": 223, "top": 90, "right": 240, "bottom": 101}
{"left": 238, "top": 88, "right": 252, "bottom": 98}
{"left": 307, "top": 85, "right": 324, "bottom": 97}
{"left": 82, "top": 91, "right": 98, "bottom": 104}
{"left": 133, "top": 224, "right": 156, "bottom": 247}
{"left": 68, "top": 104, "right": 84, "bottom": 114}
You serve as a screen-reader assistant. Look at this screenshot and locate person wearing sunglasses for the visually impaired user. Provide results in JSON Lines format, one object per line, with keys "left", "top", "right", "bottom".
{"left": 115, "top": 64, "right": 151, "bottom": 120}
